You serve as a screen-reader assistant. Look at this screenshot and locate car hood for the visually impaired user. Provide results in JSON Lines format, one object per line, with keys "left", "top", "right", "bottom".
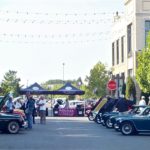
{"left": 103, "top": 112, "right": 118, "bottom": 117}
{"left": 0, "top": 94, "right": 10, "bottom": 111}
{"left": 111, "top": 114, "right": 131, "bottom": 119}
{"left": 116, "top": 114, "right": 149, "bottom": 121}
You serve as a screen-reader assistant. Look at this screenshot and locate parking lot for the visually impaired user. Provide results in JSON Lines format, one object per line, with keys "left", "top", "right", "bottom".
{"left": 0, "top": 117, "right": 150, "bottom": 150}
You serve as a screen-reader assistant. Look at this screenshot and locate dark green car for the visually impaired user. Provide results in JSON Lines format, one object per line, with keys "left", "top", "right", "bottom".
{"left": 115, "top": 106, "right": 150, "bottom": 135}
{"left": 0, "top": 94, "right": 26, "bottom": 134}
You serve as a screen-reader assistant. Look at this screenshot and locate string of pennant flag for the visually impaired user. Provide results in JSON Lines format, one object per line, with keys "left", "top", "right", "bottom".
{"left": 0, "top": 38, "right": 111, "bottom": 44}
{"left": 0, "top": 10, "right": 123, "bottom": 44}
{"left": 0, "top": 18, "right": 113, "bottom": 24}
{"left": 0, "top": 32, "right": 111, "bottom": 44}
{"left": 0, "top": 10, "right": 124, "bottom": 16}
{"left": 0, "top": 10, "right": 124, "bottom": 24}
{"left": 0, "top": 32, "right": 110, "bottom": 38}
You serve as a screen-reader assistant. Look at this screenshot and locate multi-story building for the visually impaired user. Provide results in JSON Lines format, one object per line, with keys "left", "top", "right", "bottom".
{"left": 111, "top": 0, "right": 150, "bottom": 99}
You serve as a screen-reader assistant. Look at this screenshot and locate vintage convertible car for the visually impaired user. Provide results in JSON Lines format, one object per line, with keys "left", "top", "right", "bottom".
{"left": 0, "top": 95, "right": 26, "bottom": 119}
{"left": 0, "top": 94, "right": 27, "bottom": 134}
{"left": 115, "top": 106, "right": 150, "bottom": 135}
{"left": 106, "top": 105, "right": 147, "bottom": 128}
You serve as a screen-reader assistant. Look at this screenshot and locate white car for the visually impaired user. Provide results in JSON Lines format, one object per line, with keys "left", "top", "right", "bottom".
{"left": 68, "top": 100, "right": 85, "bottom": 108}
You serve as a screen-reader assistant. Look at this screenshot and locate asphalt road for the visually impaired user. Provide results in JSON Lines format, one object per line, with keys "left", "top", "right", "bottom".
{"left": 0, "top": 117, "right": 150, "bottom": 150}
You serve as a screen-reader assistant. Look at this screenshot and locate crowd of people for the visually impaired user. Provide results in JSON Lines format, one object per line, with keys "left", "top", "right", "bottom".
{"left": 4, "top": 92, "right": 47, "bottom": 129}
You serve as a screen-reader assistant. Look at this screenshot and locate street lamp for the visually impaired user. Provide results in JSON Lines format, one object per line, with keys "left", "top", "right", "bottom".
{"left": 62, "top": 62, "right": 65, "bottom": 84}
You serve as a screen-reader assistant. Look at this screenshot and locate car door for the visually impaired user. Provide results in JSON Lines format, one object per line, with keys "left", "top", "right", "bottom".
{"left": 0, "top": 113, "right": 6, "bottom": 129}
{"left": 134, "top": 113, "right": 150, "bottom": 131}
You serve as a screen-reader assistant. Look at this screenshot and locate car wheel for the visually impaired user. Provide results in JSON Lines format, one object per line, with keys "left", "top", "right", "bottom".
{"left": 121, "top": 122, "right": 135, "bottom": 135}
{"left": 88, "top": 112, "right": 94, "bottom": 121}
{"left": 95, "top": 115, "right": 101, "bottom": 124}
{"left": 106, "top": 119, "right": 113, "bottom": 128}
{"left": 7, "top": 121, "right": 20, "bottom": 134}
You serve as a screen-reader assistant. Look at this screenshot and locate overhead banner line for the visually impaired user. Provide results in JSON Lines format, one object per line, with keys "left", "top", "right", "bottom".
{"left": 0, "top": 18, "right": 113, "bottom": 24}
{"left": 0, "top": 10, "right": 124, "bottom": 16}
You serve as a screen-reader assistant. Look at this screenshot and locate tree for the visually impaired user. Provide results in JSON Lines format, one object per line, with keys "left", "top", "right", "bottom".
{"left": 125, "top": 76, "right": 136, "bottom": 103}
{"left": 85, "top": 61, "right": 109, "bottom": 98}
{"left": 0, "top": 70, "right": 21, "bottom": 97}
{"left": 136, "top": 32, "right": 150, "bottom": 93}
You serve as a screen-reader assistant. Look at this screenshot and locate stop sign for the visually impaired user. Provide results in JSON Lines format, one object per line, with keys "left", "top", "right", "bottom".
{"left": 107, "top": 80, "right": 117, "bottom": 90}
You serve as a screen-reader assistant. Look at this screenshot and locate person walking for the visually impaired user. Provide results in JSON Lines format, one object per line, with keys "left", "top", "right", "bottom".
{"left": 38, "top": 95, "right": 47, "bottom": 124}
{"left": 25, "top": 92, "right": 35, "bottom": 129}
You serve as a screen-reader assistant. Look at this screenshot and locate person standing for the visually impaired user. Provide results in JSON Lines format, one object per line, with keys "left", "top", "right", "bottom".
{"left": 15, "top": 98, "right": 22, "bottom": 109}
{"left": 38, "top": 95, "right": 47, "bottom": 124}
{"left": 31, "top": 98, "right": 36, "bottom": 124}
{"left": 139, "top": 96, "right": 146, "bottom": 106}
{"left": 148, "top": 96, "right": 150, "bottom": 106}
{"left": 138, "top": 96, "right": 146, "bottom": 111}
{"left": 25, "top": 92, "right": 35, "bottom": 129}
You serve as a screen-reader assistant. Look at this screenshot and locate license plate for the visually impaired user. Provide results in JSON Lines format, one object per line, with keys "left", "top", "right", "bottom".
{"left": 79, "top": 111, "right": 82, "bottom": 114}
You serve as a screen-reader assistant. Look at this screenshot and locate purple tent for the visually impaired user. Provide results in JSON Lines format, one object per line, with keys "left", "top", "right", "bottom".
{"left": 50, "top": 82, "right": 85, "bottom": 95}
{"left": 19, "top": 82, "right": 50, "bottom": 95}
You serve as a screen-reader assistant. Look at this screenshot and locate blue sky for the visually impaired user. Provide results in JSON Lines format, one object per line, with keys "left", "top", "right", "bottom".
{"left": 0, "top": 0, "right": 123, "bottom": 86}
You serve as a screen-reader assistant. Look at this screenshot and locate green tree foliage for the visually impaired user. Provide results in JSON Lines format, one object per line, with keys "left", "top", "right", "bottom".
{"left": 136, "top": 32, "right": 150, "bottom": 93}
{"left": 0, "top": 70, "right": 21, "bottom": 97}
{"left": 125, "top": 76, "right": 136, "bottom": 101}
{"left": 85, "top": 61, "right": 109, "bottom": 98}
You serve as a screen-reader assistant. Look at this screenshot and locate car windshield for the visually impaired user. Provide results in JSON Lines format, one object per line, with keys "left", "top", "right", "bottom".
{"left": 140, "top": 107, "right": 150, "bottom": 116}
{"left": 131, "top": 106, "right": 146, "bottom": 114}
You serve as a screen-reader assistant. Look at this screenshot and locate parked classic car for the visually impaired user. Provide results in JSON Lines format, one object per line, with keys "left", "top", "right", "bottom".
{"left": 100, "top": 99, "right": 135, "bottom": 126}
{"left": 0, "top": 94, "right": 27, "bottom": 134}
{"left": 115, "top": 106, "right": 150, "bottom": 135}
{"left": 106, "top": 105, "right": 147, "bottom": 128}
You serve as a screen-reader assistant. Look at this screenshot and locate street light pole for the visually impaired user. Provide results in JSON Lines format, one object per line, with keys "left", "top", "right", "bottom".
{"left": 62, "top": 62, "right": 65, "bottom": 84}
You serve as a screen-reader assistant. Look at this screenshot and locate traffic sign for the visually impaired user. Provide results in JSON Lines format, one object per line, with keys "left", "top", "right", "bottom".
{"left": 107, "top": 80, "right": 117, "bottom": 90}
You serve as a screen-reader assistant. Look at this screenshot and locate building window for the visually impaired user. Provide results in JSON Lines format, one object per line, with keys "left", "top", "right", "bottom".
{"left": 127, "top": 23, "right": 132, "bottom": 56}
{"left": 112, "top": 42, "right": 115, "bottom": 66}
{"left": 116, "top": 39, "right": 119, "bottom": 64}
{"left": 121, "top": 36, "right": 125, "bottom": 63}
{"left": 128, "top": 69, "right": 133, "bottom": 77}
{"left": 145, "top": 20, "right": 150, "bottom": 46}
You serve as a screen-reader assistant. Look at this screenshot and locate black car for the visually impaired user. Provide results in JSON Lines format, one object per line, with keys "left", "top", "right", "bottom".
{"left": 94, "top": 97, "right": 119, "bottom": 124}
{"left": 0, "top": 94, "right": 27, "bottom": 134}
{"left": 101, "top": 111, "right": 119, "bottom": 126}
